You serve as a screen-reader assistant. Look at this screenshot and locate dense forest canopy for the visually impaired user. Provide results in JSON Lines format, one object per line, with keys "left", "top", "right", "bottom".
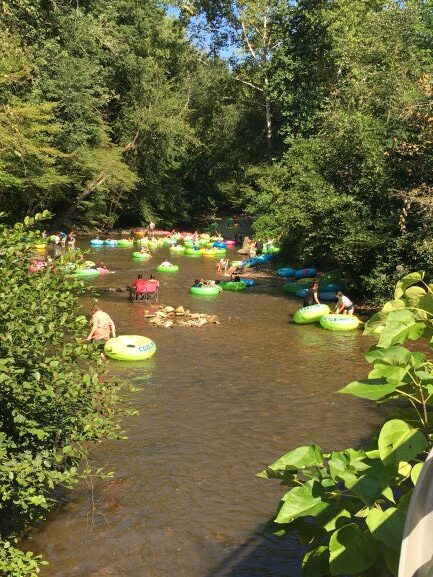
{"left": 0, "top": 0, "right": 262, "bottom": 227}
{"left": 1, "top": 0, "right": 433, "bottom": 296}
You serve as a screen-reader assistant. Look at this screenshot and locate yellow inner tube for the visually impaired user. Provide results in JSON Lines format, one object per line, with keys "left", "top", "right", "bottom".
{"left": 320, "top": 314, "right": 360, "bottom": 331}
{"left": 104, "top": 335, "right": 157, "bottom": 361}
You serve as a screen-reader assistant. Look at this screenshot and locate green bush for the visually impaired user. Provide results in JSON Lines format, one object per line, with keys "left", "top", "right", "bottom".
{"left": 261, "top": 272, "right": 433, "bottom": 576}
{"left": 0, "top": 213, "right": 134, "bottom": 575}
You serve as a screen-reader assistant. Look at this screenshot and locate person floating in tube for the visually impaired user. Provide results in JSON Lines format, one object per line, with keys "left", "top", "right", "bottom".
{"left": 303, "top": 281, "right": 320, "bottom": 307}
{"left": 334, "top": 291, "right": 354, "bottom": 315}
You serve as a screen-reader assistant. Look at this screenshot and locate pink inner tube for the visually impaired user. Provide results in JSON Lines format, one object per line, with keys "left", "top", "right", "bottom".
{"left": 225, "top": 240, "right": 236, "bottom": 246}
{"left": 97, "top": 267, "right": 109, "bottom": 274}
{"left": 153, "top": 230, "right": 171, "bottom": 237}
{"left": 28, "top": 260, "right": 45, "bottom": 273}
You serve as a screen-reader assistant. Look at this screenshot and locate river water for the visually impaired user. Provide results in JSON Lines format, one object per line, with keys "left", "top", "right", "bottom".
{"left": 28, "top": 234, "right": 381, "bottom": 577}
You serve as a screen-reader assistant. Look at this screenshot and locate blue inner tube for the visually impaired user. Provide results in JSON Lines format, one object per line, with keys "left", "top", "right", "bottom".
{"left": 276, "top": 267, "right": 296, "bottom": 277}
{"left": 240, "top": 278, "right": 255, "bottom": 287}
{"left": 90, "top": 239, "right": 104, "bottom": 246}
{"left": 319, "top": 291, "right": 338, "bottom": 301}
{"left": 295, "top": 288, "right": 308, "bottom": 298}
{"left": 245, "top": 257, "right": 260, "bottom": 267}
{"left": 320, "top": 282, "right": 345, "bottom": 292}
{"left": 213, "top": 242, "right": 227, "bottom": 248}
{"left": 294, "top": 268, "right": 317, "bottom": 278}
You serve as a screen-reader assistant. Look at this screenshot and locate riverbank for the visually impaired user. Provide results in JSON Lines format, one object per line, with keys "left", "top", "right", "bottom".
{"left": 239, "top": 262, "right": 378, "bottom": 317}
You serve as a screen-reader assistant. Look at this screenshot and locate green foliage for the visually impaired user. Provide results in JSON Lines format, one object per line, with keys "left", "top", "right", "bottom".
{"left": 0, "top": 0, "right": 263, "bottom": 227}
{"left": 261, "top": 273, "right": 433, "bottom": 576}
{"left": 241, "top": 0, "right": 433, "bottom": 301}
{"left": 0, "top": 214, "right": 134, "bottom": 575}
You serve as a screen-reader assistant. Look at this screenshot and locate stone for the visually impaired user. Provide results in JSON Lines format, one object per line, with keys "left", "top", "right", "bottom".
{"left": 140, "top": 303, "right": 220, "bottom": 329}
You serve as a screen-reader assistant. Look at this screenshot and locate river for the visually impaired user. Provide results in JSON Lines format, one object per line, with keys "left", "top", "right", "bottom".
{"left": 27, "top": 231, "right": 381, "bottom": 577}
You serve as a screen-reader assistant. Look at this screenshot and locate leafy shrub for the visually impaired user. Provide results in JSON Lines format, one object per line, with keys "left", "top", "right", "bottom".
{"left": 0, "top": 213, "right": 134, "bottom": 574}
{"left": 261, "top": 272, "right": 433, "bottom": 576}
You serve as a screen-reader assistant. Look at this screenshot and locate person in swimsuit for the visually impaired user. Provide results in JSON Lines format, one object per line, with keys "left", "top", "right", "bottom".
{"left": 67, "top": 231, "right": 76, "bottom": 250}
{"left": 86, "top": 305, "right": 116, "bottom": 349}
{"left": 335, "top": 291, "right": 354, "bottom": 315}
{"left": 303, "top": 282, "right": 320, "bottom": 307}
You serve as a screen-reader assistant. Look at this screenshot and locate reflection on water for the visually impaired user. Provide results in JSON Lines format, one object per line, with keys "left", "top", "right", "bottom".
{"left": 27, "top": 240, "right": 381, "bottom": 577}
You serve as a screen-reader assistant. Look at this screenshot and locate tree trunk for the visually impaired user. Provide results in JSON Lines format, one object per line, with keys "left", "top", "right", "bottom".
{"left": 57, "top": 172, "right": 108, "bottom": 225}
{"left": 264, "top": 74, "right": 272, "bottom": 150}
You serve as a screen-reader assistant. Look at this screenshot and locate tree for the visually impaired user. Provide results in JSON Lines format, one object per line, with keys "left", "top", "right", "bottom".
{"left": 0, "top": 213, "right": 134, "bottom": 575}
{"left": 179, "top": 0, "right": 283, "bottom": 150}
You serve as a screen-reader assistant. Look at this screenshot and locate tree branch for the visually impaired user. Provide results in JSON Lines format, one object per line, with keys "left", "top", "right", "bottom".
{"left": 241, "top": 20, "right": 257, "bottom": 61}
{"left": 234, "top": 77, "right": 264, "bottom": 92}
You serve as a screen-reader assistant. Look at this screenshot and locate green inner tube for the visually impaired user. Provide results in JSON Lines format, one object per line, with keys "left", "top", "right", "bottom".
{"left": 156, "top": 264, "right": 179, "bottom": 272}
{"left": 213, "top": 247, "right": 227, "bottom": 254}
{"left": 170, "top": 245, "right": 185, "bottom": 252}
{"left": 132, "top": 251, "right": 151, "bottom": 259}
{"left": 293, "top": 304, "right": 330, "bottom": 324}
{"left": 320, "top": 314, "right": 360, "bottom": 331}
{"left": 118, "top": 240, "right": 134, "bottom": 247}
{"left": 283, "top": 282, "right": 310, "bottom": 294}
{"left": 185, "top": 249, "right": 201, "bottom": 256}
{"left": 220, "top": 281, "right": 246, "bottom": 291}
{"left": 104, "top": 335, "right": 156, "bottom": 361}
{"left": 73, "top": 268, "right": 100, "bottom": 277}
{"left": 184, "top": 241, "right": 194, "bottom": 248}
{"left": 190, "top": 285, "right": 220, "bottom": 296}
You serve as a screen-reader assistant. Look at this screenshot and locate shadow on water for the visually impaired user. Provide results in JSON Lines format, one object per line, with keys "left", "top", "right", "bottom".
{"left": 204, "top": 527, "right": 301, "bottom": 577}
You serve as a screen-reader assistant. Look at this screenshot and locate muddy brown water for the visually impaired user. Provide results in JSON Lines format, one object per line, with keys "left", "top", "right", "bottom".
{"left": 27, "top": 238, "right": 381, "bottom": 577}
